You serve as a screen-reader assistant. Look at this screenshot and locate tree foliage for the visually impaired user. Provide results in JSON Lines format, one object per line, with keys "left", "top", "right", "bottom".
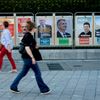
{"left": 0, "top": 0, "right": 100, "bottom": 13}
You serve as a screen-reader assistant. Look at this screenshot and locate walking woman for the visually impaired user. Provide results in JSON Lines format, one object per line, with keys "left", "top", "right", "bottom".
{"left": 10, "top": 21, "right": 50, "bottom": 94}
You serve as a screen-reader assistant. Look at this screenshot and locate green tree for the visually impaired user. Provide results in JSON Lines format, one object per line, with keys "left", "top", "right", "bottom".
{"left": 0, "top": 0, "right": 99, "bottom": 13}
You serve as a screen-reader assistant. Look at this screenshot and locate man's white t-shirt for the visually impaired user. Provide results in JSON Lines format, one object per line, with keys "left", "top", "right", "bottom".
{"left": 1, "top": 29, "right": 13, "bottom": 49}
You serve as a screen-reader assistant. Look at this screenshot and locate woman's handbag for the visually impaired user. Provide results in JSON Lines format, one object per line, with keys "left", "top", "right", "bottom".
{"left": 19, "top": 42, "right": 26, "bottom": 54}
{"left": 32, "top": 48, "right": 42, "bottom": 61}
{"left": 19, "top": 42, "right": 42, "bottom": 61}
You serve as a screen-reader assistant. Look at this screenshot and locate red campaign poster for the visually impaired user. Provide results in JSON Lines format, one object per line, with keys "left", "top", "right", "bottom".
{"left": 0, "top": 24, "right": 2, "bottom": 38}
{"left": 18, "top": 23, "right": 21, "bottom": 33}
{"left": 0, "top": 24, "right": 3, "bottom": 31}
{"left": 79, "top": 37, "right": 90, "bottom": 45}
{"left": 9, "top": 24, "right": 14, "bottom": 37}
{"left": 0, "top": 17, "right": 14, "bottom": 37}
{"left": 18, "top": 17, "right": 31, "bottom": 33}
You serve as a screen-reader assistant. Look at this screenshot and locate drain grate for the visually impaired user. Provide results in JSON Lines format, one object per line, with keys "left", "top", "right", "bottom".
{"left": 73, "top": 65, "right": 82, "bottom": 67}
{"left": 47, "top": 63, "right": 64, "bottom": 70}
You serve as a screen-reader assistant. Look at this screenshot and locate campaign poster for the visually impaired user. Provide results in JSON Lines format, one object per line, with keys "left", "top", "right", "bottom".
{"left": 0, "top": 17, "right": 14, "bottom": 37}
{"left": 75, "top": 16, "right": 93, "bottom": 46}
{"left": 36, "top": 16, "right": 53, "bottom": 46}
{"left": 16, "top": 16, "right": 33, "bottom": 44}
{"left": 55, "top": 16, "right": 73, "bottom": 46}
{"left": 94, "top": 16, "right": 100, "bottom": 45}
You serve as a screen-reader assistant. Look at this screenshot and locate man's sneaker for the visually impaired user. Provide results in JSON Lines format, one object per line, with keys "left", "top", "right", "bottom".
{"left": 41, "top": 90, "right": 51, "bottom": 95}
{"left": 10, "top": 87, "right": 20, "bottom": 93}
{"left": 9, "top": 69, "right": 17, "bottom": 73}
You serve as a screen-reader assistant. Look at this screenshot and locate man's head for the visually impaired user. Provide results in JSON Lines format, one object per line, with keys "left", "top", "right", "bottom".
{"left": 3, "top": 21, "right": 9, "bottom": 29}
{"left": 21, "top": 23, "right": 27, "bottom": 33}
{"left": 39, "top": 17, "right": 46, "bottom": 26}
{"left": 83, "top": 22, "right": 90, "bottom": 33}
{"left": 57, "top": 19, "right": 67, "bottom": 32}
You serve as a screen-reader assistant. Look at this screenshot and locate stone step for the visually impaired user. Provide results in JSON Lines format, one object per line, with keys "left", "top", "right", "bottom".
{"left": 2, "top": 49, "right": 100, "bottom": 71}
{"left": 4, "top": 49, "right": 100, "bottom": 60}
{"left": 2, "top": 60, "right": 100, "bottom": 72}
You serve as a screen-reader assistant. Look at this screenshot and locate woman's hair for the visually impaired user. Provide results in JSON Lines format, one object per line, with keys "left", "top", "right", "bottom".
{"left": 3, "top": 21, "right": 9, "bottom": 28}
{"left": 26, "top": 21, "right": 36, "bottom": 31}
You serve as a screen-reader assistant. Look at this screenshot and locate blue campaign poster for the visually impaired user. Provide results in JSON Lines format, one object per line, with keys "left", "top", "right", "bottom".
{"left": 36, "top": 16, "right": 53, "bottom": 46}
{"left": 40, "top": 38, "right": 50, "bottom": 45}
{"left": 95, "top": 16, "right": 100, "bottom": 45}
{"left": 96, "top": 37, "right": 100, "bottom": 44}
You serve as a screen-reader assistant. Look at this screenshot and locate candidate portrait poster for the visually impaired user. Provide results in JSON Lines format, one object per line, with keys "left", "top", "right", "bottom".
{"left": 75, "top": 16, "right": 93, "bottom": 46}
{"left": 36, "top": 16, "right": 53, "bottom": 46}
{"left": 55, "top": 16, "right": 73, "bottom": 46}
{"left": 94, "top": 16, "right": 100, "bottom": 45}
{"left": 16, "top": 16, "right": 33, "bottom": 44}
{"left": 16, "top": 16, "right": 32, "bottom": 37}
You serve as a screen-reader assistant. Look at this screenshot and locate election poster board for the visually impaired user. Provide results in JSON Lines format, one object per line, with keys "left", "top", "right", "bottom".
{"left": 0, "top": 16, "right": 15, "bottom": 46}
{"left": 75, "top": 15, "right": 93, "bottom": 46}
{"left": 94, "top": 15, "right": 100, "bottom": 45}
{"left": 0, "top": 16, "right": 14, "bottom": 37}
{"left": 55, "top": 15, "right": 73, "bottom": 46}
{"left": 16, "top": 16, "right": 33, "bottom": 45}
{"left": 36, "top": 15, "right": 53, "bottom": 46}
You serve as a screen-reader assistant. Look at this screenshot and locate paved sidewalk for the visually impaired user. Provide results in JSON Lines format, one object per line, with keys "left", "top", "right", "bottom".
{"left": 0, "top": 70, "right": 100, "bottom": 100}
